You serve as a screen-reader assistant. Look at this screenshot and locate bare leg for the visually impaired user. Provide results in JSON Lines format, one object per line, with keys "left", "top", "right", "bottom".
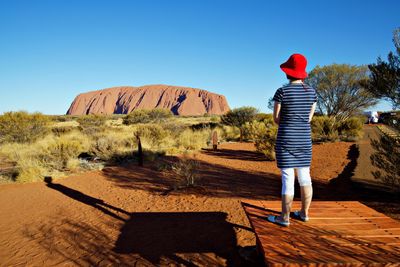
{"left": 300, "top": 185, "right": 313, "bottom": 217}
{"left": 281, "top": 194, "right": 294, "bottom": 221}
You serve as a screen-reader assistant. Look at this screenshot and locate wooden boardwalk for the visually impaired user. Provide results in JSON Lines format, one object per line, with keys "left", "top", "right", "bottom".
{"left": 242, "top": 200, "right": 400, "bottom": 266}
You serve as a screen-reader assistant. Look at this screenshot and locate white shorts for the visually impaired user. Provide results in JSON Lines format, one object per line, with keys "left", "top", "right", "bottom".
{"left": 281, "top": 167, "right": 312, "bottom": 195}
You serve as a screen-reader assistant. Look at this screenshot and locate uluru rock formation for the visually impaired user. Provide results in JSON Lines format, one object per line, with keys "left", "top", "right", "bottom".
{"left": 67, "top": 85, "right": 230, "bottom": 116}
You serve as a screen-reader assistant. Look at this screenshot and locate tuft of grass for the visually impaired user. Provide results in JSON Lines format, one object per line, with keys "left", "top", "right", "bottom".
{"left": 171, "top": 154, "right": 200, "bottom": 187}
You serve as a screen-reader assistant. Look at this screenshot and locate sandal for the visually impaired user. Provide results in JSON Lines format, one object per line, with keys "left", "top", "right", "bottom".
{"left": 293, "top": 211, "right": 309, "bottom": 222}
{"left": 267, "top": 215, "right": 290, "bottom": 227}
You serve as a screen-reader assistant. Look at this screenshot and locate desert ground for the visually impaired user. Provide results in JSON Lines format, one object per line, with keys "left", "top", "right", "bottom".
{"left": 0, "top": 126, "right": 398, "bottom": 266}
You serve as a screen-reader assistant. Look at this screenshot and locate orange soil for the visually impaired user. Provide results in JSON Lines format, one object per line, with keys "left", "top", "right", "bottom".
{"left": 0, "top": 142, "right": 353, "bottom": 266}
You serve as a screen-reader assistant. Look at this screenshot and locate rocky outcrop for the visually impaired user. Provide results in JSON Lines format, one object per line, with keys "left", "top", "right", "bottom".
{"left": 66, "top": 85, "right": 230, "bottom": 116}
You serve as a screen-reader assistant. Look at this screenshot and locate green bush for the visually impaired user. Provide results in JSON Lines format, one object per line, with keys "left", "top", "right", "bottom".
{"left": 123, "top": 109, "right": 173, "bottom": 125}
{"left": 220, "top": 106, "right": 258, "bottom": 142}
{"left": 311, "top": 116, "right": 363, "bottom": 142}
{"left": 0, "top": 111, "right": 50, "bottom": 144}
{"left": 337, "top": 117, "right": 364, "bottom": 140}
{"left": 245, "top": 118, "right": 277, "bottom": 160}
{"left": 311, "top": 116, "right": 339, "bottom": 142}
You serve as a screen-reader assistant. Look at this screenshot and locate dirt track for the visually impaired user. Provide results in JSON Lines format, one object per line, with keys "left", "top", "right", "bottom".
{"left": 0, "top": 141, "right": 381, "bottom": 266}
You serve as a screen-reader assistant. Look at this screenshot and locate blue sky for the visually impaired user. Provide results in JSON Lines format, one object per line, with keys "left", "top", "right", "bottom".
{"left": 0, "top": 0, "right": 399, "bottom": 115}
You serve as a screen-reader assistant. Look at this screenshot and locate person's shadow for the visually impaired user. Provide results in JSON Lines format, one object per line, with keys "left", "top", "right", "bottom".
{"left": 113, "top": 211, "right": 238, "bottom": 266}
{"left": 43, "top": 177, "right": 242, "bottom": 266}
{"left": 44, "top": 176, "right": 129, "bottom": 221}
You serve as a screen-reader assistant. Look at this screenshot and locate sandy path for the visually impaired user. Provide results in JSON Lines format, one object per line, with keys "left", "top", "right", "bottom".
{"left": 0, "top": 142, "right": 353, "bottom": 266}
{"left": 352, "top": 125, "right": 381, "bottom": 183}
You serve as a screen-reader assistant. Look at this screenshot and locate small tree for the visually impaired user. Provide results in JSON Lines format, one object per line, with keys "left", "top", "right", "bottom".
{"left": 367, "top": 28, "right": 400, "bottom": 191}
{"left": 220, "top": 106, "right": 258, "bottom": 142}
{"left": 305, "top": 64, "right": 377, "bottom": 122}
{"left": 365, "top": 28, "right": 400, "bottom": 110}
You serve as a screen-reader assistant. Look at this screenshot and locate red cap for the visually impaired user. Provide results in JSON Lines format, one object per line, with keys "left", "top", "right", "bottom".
{"left": 280, "top": 54, "right": 308, "bottom": 79}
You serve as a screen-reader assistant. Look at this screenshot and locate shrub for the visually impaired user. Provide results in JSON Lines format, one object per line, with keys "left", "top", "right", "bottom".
{"left": 147, "top": 108, "right": 173, "bottom": 122}
{"left": 161, "top": 122, "right": 187, "bottom": 137}
{"left": 135, "top": 124, "right": 171, "bottom": 149}
{"left": 210, "top": 116, "right": 220, "bottom": 122}
{"left": 40, "top": 137, "right": 85, "bottom": 171}
{"left": 190, "top": 122, "right": 219, "bottom": 131}
{"left": 77, "top": 114, "right": 107, "bottom": 135}
{"left": 221, "top": 106, "right": 258, "bottom": 142}
{"left": 370, "top": 135, "right": 400, "bottom": 192}
{"left": 311, "top": 116, "right": 363, "bottom": 142}
{"left": 245, "top": 118, "right": 277, "bottom": 160}
{"left": 0, "top": 130, "right": 94, "bottom": 182}
{"left": 171, "top": 154, "right": 200, "bottom": 187}
{"left": 337, "top": 117, "right": 364, "bottom": 140}
{"left": 0, "top": 111, "right": 50, "bottom": 144}
{"left": 219, "top": 125, "right": 240, "bottom": 141}
{"left": 51, "top": 126, "right": 75, "bottom": 136}
{"left": 311, "top": 116, "right": 339, "bottom": 142}
{"left": 15, "top": 165, "right": 44, "bottom": 183}
{"left": 51, "top": 115, "right": 77, "bottom": 122}
{"left": 90, "top": 134, "right": 129, "bottom": 161}
{"left": 255, "top": 113, "right": 273, "bottom": 122}
{"left": 176, "top": 129, "right": 210, "bottom": 150}
{"left": 123, "top": 109, "right": 173, "bottom": 125}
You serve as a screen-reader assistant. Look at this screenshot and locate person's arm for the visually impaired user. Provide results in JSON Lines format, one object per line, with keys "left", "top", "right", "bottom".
{"left": 273, "top": 101, "right": 281, "bottom": 124}
{"left": 309, "top": 102, "right": 317, "bottom": 123}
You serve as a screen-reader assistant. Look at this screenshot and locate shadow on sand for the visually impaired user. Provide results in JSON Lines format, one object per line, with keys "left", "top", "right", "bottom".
{"left": 114, "top": 211, "right": 238, "bottom": 266}
{"left": 201, "top": 147, "right": 269, "bottom": 162}
{"left": 39, "top": 179, "right": 248, "bottom": 266}
{"left": 102, "top": 155, "right": 283, "bottom": 200}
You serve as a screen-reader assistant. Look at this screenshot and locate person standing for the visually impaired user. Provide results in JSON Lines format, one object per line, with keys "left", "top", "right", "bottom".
{"left": 267, "top": 54, "right": 317, "bottom": 227}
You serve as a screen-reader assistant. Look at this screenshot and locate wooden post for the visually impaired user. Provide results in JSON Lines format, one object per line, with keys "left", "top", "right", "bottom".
{"left": 212, "top": 130, "right": 218, "bottom": 151}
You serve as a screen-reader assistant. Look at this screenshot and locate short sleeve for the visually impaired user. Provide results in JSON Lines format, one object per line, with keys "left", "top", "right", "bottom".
{"left": 313, "top": 90, "right": 317, "bottom": 103}
{"left": 272, "top": 88, "right": 283, "bottom": 103}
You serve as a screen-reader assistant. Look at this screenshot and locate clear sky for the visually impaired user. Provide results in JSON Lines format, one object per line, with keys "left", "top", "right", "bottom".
{"left": 0, "top": 0, "right": 399, "bottom": 115}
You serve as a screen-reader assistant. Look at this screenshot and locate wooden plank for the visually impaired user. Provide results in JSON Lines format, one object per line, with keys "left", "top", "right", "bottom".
{"left": 241, "top": 200, "right": 400, "bottom": 266}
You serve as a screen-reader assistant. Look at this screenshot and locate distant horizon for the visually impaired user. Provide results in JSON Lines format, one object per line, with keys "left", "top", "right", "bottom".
{"left": 0, "top": 0, "right": 398, "bottom": 115}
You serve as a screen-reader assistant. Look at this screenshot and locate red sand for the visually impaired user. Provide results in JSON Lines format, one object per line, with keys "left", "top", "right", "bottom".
{"left": 0, "top": 142, "right": 355, "bottom": 266}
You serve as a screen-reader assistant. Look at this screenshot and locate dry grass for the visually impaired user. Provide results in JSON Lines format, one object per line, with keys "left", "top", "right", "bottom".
{"left": 0, "top": 113, "right": 271, "bottom": 183}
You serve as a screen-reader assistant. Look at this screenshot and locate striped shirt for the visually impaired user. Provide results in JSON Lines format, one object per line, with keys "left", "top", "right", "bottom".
{"left": 273, "top": 83, "right": 317, "bottom": 168}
